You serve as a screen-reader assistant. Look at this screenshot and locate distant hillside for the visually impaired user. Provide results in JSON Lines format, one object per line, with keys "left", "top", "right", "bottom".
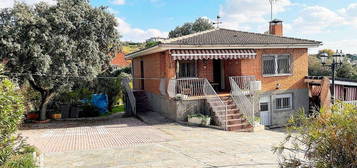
{"left": 121, "top": 42, "right": 145, "bottom": 54}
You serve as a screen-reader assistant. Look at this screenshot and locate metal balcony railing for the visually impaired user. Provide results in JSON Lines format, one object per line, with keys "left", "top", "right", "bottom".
{"left": 167, "top": 78, "right": 205, "bottom": 99}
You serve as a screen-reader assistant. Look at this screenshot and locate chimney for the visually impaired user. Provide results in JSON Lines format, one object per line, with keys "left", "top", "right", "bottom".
{"left": 269, "top": 19, "right": 283, "bottom": 36}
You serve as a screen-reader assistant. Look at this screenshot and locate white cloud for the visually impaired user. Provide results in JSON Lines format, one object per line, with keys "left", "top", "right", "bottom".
{"left": 291, "top": 6, "right": 344, "bottom": 35}
{"left": 339, "top": 3, "right": 357, "bottom": 28}
{"left": 0, "top": 1, "right": 14, "bottom": 9}
{"left": 112, "top": 0, "right": 125, "bottom": 5}
{"left": 311, "top": 39, "right": 357, "bottom": 55}
{"left": 116, "top": 17, "right": 168, "bottom": 42}
{"left": 219, "top": 0, "right": 291, "bottom": 30}
{"left": 0, "top": 0, "right": 56, "bottom": 9}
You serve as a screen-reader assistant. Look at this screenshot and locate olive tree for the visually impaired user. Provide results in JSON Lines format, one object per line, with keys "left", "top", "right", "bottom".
{"left": 168, "top": 18, "right": 214, "bottom": 38}
{"left": 0, "top": 0, "right": 120, "bottom": 120}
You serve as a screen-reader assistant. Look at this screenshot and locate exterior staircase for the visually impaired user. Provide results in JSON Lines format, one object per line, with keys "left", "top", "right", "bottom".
{"left": 218, "top": 95, "right": 253, "bottom": 132}
{"left": 133, "top": 90, "right": 153, "bottom": 114}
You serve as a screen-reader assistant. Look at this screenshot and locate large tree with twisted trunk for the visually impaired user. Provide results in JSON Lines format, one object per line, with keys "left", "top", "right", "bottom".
{"left": 0, "top": 0, "right": 120, "bottom": 120}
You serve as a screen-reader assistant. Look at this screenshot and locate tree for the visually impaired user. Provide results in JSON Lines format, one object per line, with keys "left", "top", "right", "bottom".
{"left": 337, "top": 62, "right": 357, "bottom": 80}
{"left": 168, "top": 18, "right": 214, "bottom": 38}
{"left": 308, "top": 55, "right": 330, "bottom": 76}
{"left": 318, "top": 49, "right": 335, "bottom": 58}
{"left": 273, "top": 104, "right": 357, "bottom": 167}
{"left": 0, "top": 0, "right": 120, "bottom": 120}
{"left": 309, "top": 49, "right": 357, "bottom": 79}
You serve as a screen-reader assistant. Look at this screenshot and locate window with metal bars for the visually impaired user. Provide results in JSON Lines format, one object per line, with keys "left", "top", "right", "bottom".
{"left": 263, "top": 54, "right": 291, "bottom": 76}
{"left": 178, "top": 61, "right": 197, "bottom": 78}
{"left": 275, "top": 93, "right": 292, "bottom": 110}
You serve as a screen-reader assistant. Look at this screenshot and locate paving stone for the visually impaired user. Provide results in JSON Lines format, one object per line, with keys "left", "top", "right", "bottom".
{"left": 20, "top": 117, "right": 287, "bottom": 168}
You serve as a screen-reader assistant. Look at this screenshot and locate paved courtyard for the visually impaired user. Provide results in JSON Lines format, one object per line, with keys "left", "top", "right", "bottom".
{"left": 20, "top": 117, "right": 287, "bottom": 168}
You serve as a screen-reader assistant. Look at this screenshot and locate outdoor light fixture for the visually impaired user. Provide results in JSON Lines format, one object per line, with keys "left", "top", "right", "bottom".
{"left": 333, "top": 50, "right": 345, "bottom": 65}
{"left": 320, "top": 52, "right": 328, "bottom": 65}
{"left": 319, "top": 50, "right": 345, "bottom": 104}
{"left": 276, "top": 83, "right": 281, "bottom": 90}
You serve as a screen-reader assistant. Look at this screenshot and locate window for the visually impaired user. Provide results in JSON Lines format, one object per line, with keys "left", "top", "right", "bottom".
{"left": 178, "top": 61, "right": 197, "bottom": 78}
{"left": 275, "top": 93, "right": 292, "bottom": 110}
{"left": 260, "top": 102, "right": 269, "bottom": 112}
{"left": 263, "top": 54, "right": 291, "bottom": 76}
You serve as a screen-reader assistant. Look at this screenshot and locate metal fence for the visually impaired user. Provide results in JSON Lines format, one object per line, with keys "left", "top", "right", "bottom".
{"left": 122, "top": 77, "right": 136, "bottom": 115}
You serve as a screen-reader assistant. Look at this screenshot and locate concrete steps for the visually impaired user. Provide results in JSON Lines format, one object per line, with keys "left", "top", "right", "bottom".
{"left": 133, "top": 91, "right": 153, "bottom": 113}
{"left": 211, "top": 95, "right": 253, "bottom": 132}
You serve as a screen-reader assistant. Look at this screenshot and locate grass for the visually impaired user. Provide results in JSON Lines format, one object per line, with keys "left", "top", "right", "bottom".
{"left": 111, "top": 105, "right": 125, "bottom": 113}
{"left": 100, "top": 104, "right": 125, "bottom": 117}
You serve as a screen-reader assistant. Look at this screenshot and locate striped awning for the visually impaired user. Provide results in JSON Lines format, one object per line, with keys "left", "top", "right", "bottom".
{"left": 171, "top": 49, "right": 256, "bottom": 60}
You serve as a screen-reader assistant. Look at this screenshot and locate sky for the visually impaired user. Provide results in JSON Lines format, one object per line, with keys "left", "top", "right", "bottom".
{"left": 1, "top": 0, "right": 357, "bottom": 54}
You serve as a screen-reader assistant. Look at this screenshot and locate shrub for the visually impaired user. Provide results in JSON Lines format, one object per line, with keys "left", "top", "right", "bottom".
{"left": 273, "top": 103, "right": 357, "bottom": 168}
{"left": 1, "top": 153, "right": 37, "bottom": 168}
{"left": 0, "top": 66, "right": 37, "bottom": 167}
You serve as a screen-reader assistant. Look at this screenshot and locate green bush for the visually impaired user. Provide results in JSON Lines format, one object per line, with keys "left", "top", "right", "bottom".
{"left": 0, "top": 66, "right": 37, "bottom": 167}
{"left": 1, "top": 153, "right": 37, "bottom": 168}
{"left": 273, "top": 103, "right": 357, "bottom": 168}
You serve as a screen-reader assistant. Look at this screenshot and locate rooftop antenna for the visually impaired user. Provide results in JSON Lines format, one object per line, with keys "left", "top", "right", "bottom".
{"left": 213, "top": 16, "right": 222, "bottom": 28}
{"left": 268, "top": 0, "right": 277, "bottom": 21}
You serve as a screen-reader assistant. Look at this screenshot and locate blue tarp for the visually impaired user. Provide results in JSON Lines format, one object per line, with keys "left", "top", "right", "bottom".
{"left": 80, "top": 94, "right": 109, "bottom": 114}
{"left": 91, "top": 94, "right": 109, "bottom": 114}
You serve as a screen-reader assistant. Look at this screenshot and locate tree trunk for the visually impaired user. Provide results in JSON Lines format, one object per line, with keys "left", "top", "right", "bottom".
{"left": 39, "top": 92, "right": 55, "bottom": 121}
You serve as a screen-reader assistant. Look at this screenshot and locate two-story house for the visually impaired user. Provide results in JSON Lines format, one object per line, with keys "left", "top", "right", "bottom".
{"left": 126, "top": 20, "right": 322, "bottom": 131}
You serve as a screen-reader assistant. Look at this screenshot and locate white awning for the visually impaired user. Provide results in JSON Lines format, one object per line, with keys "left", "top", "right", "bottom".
{"left": 171, "top": 49, "right": 256, "bottom": 60}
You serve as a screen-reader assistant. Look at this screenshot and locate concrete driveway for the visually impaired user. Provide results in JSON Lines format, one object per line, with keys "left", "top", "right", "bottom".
{"left": 20, "top": 117, "right": 286, "bottom": 168}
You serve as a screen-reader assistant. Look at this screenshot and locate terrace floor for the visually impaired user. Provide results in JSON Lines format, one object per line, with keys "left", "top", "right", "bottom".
{"left": 20, "top": 116, "right": 287, "bottom": 168}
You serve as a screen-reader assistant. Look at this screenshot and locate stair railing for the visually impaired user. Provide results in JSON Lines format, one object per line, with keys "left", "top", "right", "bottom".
{"left": 203, "top": 79, "right": 228, "bottom": 130}
{"left": 229, "top": 77, "right": 255, "bottom": 126}
{"left": 122, "top": 77, "right": 136, "bottom": 115}
{"left": 230, "top": 76, "right": 256, "bottom": 95}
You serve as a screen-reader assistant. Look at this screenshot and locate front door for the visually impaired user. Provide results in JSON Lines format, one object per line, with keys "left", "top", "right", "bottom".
{"left": 260, "top": 96, "right": 272, "bottom": 126}
{"left": 140, "top": 60, "right": 144, "bottom": 90}
{"left": 213, "top": 60, "right": 222, "bottom": 91}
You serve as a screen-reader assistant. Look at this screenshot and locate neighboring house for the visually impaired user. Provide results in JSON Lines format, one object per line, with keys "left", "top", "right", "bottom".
{"left": 111, "top": 52, "right": 131, "bottom": 69}
{"left": 126, "top": 20, "right": 321, "bottom": 130}
{"left": 146, "top": 37, "right": 168, "bottom": 43}
{"left": 306, "top": 76, "right": 357, "bottom": 109}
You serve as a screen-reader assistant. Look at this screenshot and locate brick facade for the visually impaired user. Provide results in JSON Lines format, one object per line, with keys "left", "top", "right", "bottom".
{"left": 132, "top": 51, "right": 175, "bottom": 94}
{"left": 132, "top": 48, "right": 308, "bottom": 94}
{"left": 240, "top": 48, "right": 308, "bottom": 91}
{"left": 197, "top": 60, "right": 214, "bottom": 82}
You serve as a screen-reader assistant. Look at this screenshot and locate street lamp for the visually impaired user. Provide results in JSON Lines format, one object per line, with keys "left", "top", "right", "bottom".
{"left": 319, "top": 50, "right": 345, "bottom": 104}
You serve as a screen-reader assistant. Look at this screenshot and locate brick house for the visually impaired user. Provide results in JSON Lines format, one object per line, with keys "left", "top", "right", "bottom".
{"left": 111, "top": 52, "right": 131, "bottom": 69}
{"left": 126, "top": 20, "right": 321, "bottom": 130}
